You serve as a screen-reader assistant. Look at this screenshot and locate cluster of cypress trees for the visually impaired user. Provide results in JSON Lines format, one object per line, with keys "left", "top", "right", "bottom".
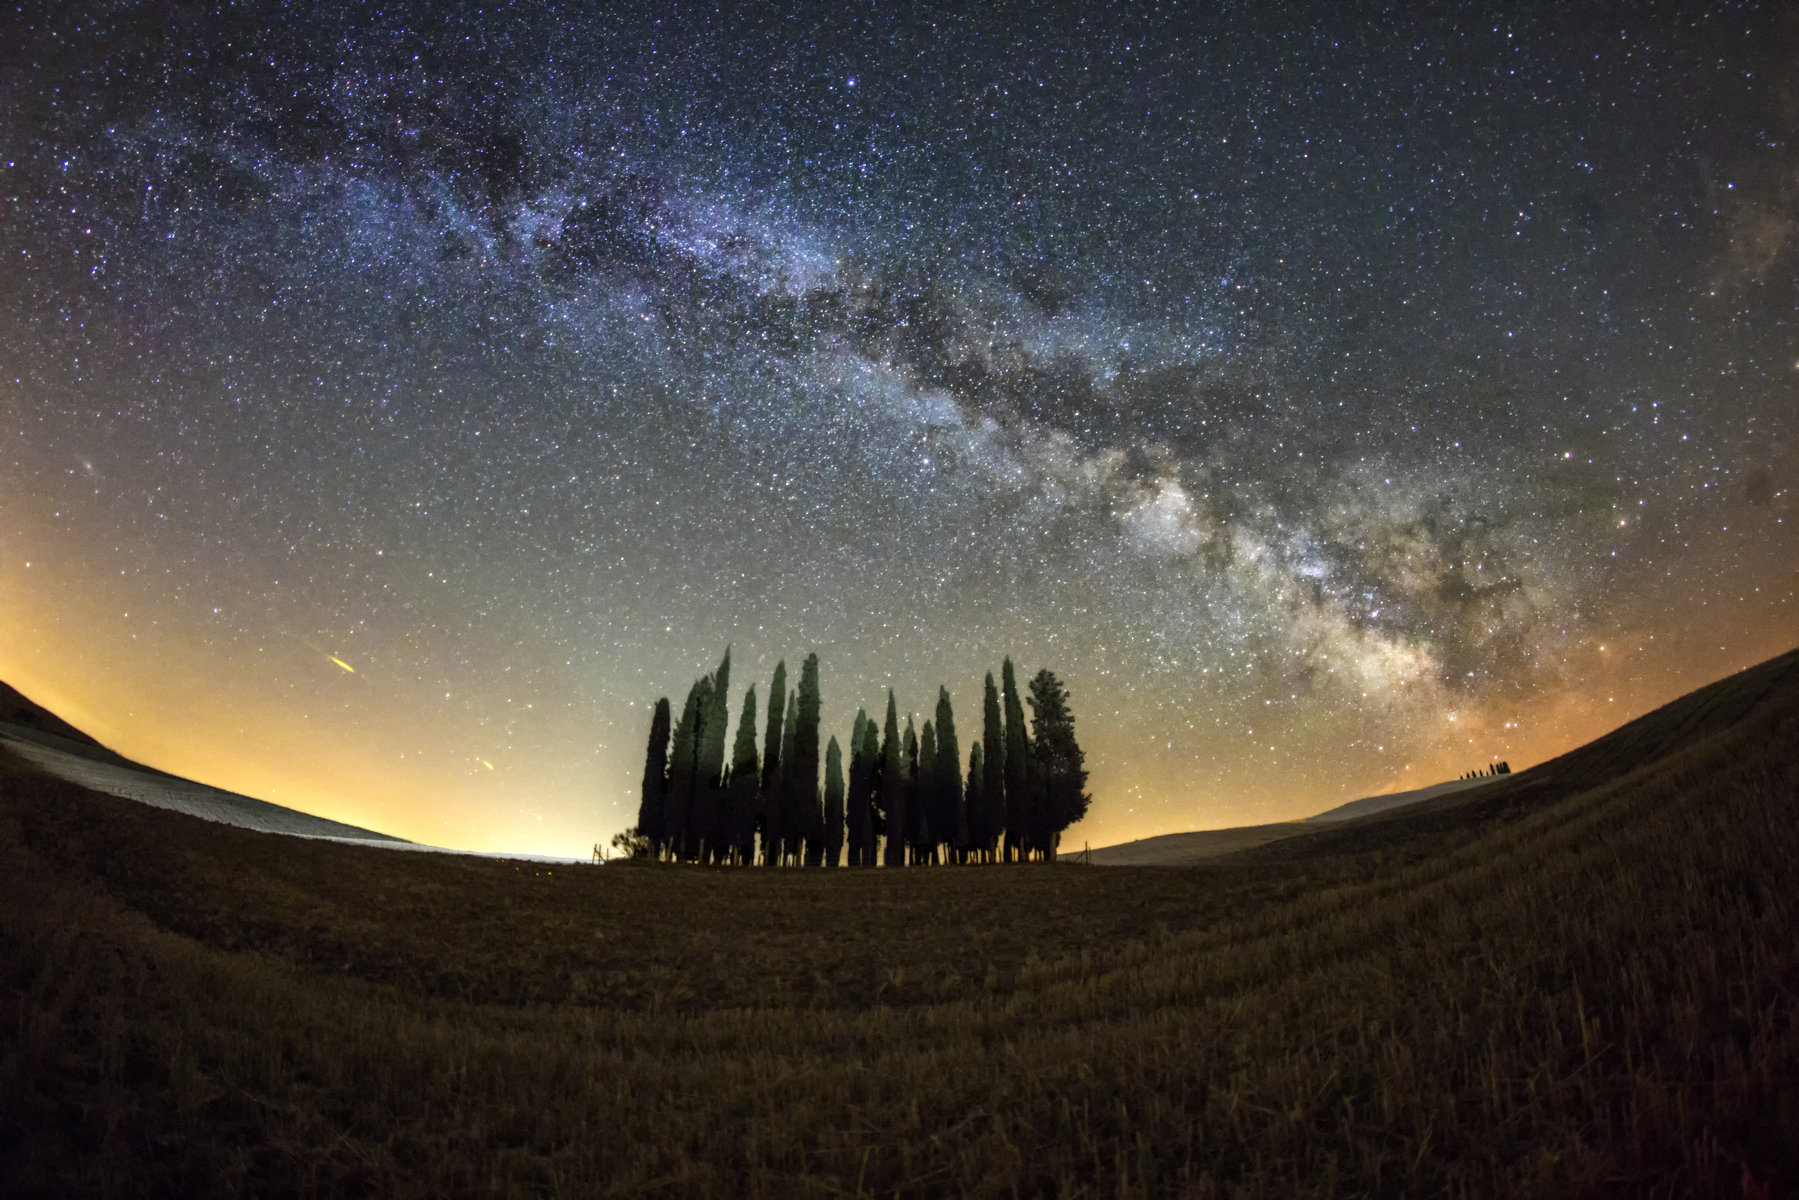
{"left": 635, "top": 651, "right": 1090, "bottom": 866}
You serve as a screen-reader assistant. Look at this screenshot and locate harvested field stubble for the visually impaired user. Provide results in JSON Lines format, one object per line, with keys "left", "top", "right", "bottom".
{"left": 2, "top": 661, "right": 1797, "bottom": 1197}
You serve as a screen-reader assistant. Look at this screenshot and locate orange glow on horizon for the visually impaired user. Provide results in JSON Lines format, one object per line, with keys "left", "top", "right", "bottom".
{"left": 3, "top": 516, "right": 1795, "bottom": 858}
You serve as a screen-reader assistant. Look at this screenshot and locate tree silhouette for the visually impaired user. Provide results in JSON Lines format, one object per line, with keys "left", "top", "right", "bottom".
{"left": 793, "top": 653, "right": 823, "bottom": 866}
{"left": 666, "top": 676, "right": 709, "bottom": 861}
{"left": 693, "top": 648, "right": 731, "bottom": 862}
{"left": 637, "top": 696, "right": 671, "bottom": 855}
{"left": 727, "top": 686, "right": 760, "bottom": 865}
{"left": 965, "top": 741, "right": 985, "bottom": 862}
{"left": 919, "top": 719, "right": 939, "bottom": 865}
{"left": 881, "top": 691, "right": 905, "bottom": 867}
{"left": 823, "top": 735, "right": 845, "bottom": 868}
{"left": 980, "top": 671, "right": 1005, "bottom": 862}
{"left": 1027, "top": 668, "right": 1089, "bottom": 861}
{"left": 1001, "top": 659, "right": 1031, "bottom": 861}
{"left": 935, "top": 686, "right": 965, "bottom": 863}
{"left": 903, "top": 715, "right": 922, "bottom": 864}
{"left": 778, "top": 692, "right": 798, "bottom": 865}
{"left": 846, "top": 709, "right": 872, "bottom": 866}
{"left": 759, "top": 661, "right": 787, "bottom": 866}
{"left": 860, "top": 711, "right": 882, "bottom": 865}
{"left": 632, "top": 654, "right": 1093, "bottom": 869}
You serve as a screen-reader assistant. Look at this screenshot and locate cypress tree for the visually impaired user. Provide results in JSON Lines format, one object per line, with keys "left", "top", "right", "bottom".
{"left": 760, "top": 661, "right": 787, "bottom": 866}
{"left": 965, "top": 742, "right": 984, "bottom": 862}
{"left": 903, "top": 716, "right": 921, "bottom": 865}
{"left": 694, "top": 649, "right": 731, "bottom": 862}
{"left": 778, "top": 692, "right": 798, "bottom": 865}
{"left": 935, "top": 686, "right": 965, "bottom": 862}
{"left": 667, "top": 677, "right": 709, "bottom": 861}
{"left": 881, "top": 691, "right": 905, "bottom": 867}
{"left": 823, "top": 735, "right": 845, "bottom": 868}
{"left": 792, "top": 653, "right": 823, "bottom": 866}
{"left": 919, "top": 720, "right": 939, "bottom": 865}
{"left": 846, "top": 710, "right": 871, "bottom": 866}
{"left": 1001, "top": 658, "right": 1031, "bottom": 861}
{"left": 861, "top": 713, "right": 882, "bottom": 865}
{"left": 981, "top": 671, "right": 1005, "bottom": 861}
{"left": 637, "top": 697, "right": 671, "bottom": 853}
{"left": 727, "top": 686, "right": 760, "bottom": 865}
{"left": 1027, "top": 668, "right": 1089, "bottom": 861}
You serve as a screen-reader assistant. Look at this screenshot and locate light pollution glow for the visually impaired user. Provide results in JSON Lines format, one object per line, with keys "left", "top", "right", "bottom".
{"left": 1, "top": 513, "right": 1792, "bottom": 855}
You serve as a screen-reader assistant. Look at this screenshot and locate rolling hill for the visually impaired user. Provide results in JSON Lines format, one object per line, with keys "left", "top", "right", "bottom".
{"left": 0, "top": 682, "right": 410, "bottom": 845}
{"left": 1084, "top": 648, "right": 1799, "bottom": 866}
{"left": 1229, "top": 644, "right": 1799, "bottom": 863}
{"left": 0, "top": 680, "right": 105, "bottom": 749}
{"left": 1079, "top": 777, "right": 1494, "bottom": 865}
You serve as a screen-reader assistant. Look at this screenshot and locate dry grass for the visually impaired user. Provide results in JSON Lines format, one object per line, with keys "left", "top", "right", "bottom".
{"left": 2, "top": 657, "right": 1797, "bottom": 1197}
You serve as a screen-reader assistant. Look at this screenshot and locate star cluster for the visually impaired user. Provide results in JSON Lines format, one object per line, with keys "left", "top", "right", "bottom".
{"left": 1, "top": 3, "right": 1793, "bottom": 853}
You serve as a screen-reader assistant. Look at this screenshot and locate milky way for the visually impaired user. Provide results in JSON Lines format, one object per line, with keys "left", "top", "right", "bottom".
{"left": 1, "top": 4, "right": 1794, "bottom": 853}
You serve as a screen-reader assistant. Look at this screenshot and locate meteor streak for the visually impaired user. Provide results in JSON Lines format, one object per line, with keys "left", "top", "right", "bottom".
{"left": 291, "top": 635, "right": 359, "bottom": 675}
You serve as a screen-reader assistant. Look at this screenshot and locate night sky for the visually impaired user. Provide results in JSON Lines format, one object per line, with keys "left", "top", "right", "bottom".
{"left": 1, "top": 2, "right": 1794, "bottom": 856}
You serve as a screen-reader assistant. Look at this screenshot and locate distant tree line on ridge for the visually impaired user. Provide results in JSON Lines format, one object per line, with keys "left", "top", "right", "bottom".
{"left": 632, "top": 649, "right": 1090, "bottom": 866}
{"left": 1462, "top": 762, "right": 1512, "bottom": 780}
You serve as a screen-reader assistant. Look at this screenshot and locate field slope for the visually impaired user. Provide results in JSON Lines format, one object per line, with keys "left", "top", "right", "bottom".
{"left": 2, "top": 649, "right": 1796, "bottom": 1197}
{"left": 0, "top": 682, "right": 410, "bottom": 846}
{"left": 1076, "top": 775, "right": 1491, "bottom": 866}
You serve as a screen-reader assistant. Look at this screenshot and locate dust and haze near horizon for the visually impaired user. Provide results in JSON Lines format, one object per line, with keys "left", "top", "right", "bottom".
{"left": 1, "top": 3, "right": 1794, "bottom": 855}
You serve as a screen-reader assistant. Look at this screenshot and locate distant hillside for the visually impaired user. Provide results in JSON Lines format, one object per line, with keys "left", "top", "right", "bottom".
{"left": 0, "top": 681, "right": 105, "bottom": 749}
{"left": 1229, "top": 644, "right": 1799, "bottom": 863}
{"left": 0, "top": 678, "right": 410, "bottom": 845}
{"left": 1083, "top": 647, "right": 1799, "bottom": 866}
{"left": 1080, "top": 772, "right": 1494, "bottom": 865}
{"left": 1303, "top": 776, "right": 1490, "bottom": 823}
{"left": 1073, "top": 821, "right": 1303, "bottom": 866}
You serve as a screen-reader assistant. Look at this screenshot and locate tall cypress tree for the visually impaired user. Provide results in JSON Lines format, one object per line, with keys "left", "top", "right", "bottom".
{"left": 1027, "top": 668, "right": 1089, "bottom": 861}
{"left": 777, "top": 694, "right": 798, "bottom": 863}
{"left": 918, "top": 720, "right": 938, "bottom": 865}
{"left": 637, "top": 696, "right": 671, "bottom": 853}
{"left": 935, "top": 686, "right": 965, "bottom": 862}
{"left": 760, "top": 661, "right": 787, "bottom": 866}
{"left": 846, "top": 710, "right": 871, "bottom": 866}
{"left": 903, "top": 716, "right": 921, "bottom": 865}
{"left": 981, "top": 671, "right": 1005, "bottom": 862}
{"left": 823, "top": 735, "right": 845, "bottom": 868}
{"left": 880, "top": 691, "right": 905, "bottom": 867}
{"left": 965, "top": 742, "right": 984, "bottom": 862}
{"left": 694, "top": 648, "right": 731, "bottom": 862}
{"left": 667, "top": 677, "right": 709, "bottom": 861}
{"left": 727, "top": 685, "right": 760, "bottom": 865}
{"left": 777, "top": 692, "right": 798, "bottom": 865}
{"left": 1001, "top": 658, "right": 1031, "bottom": 861}
{"left": 791, "top": 653, "right": 823, "bottom": 866}
{"left": 861, "top": 713, "right": 882, "bottom": 865}
{"left": 692, "top": 675, "right": 720, "bottom": 860}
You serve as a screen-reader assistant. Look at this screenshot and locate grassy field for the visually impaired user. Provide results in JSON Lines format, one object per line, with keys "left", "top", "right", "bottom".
{"left": 3, "top": 651, "right": 1797, "bottom": 1197}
